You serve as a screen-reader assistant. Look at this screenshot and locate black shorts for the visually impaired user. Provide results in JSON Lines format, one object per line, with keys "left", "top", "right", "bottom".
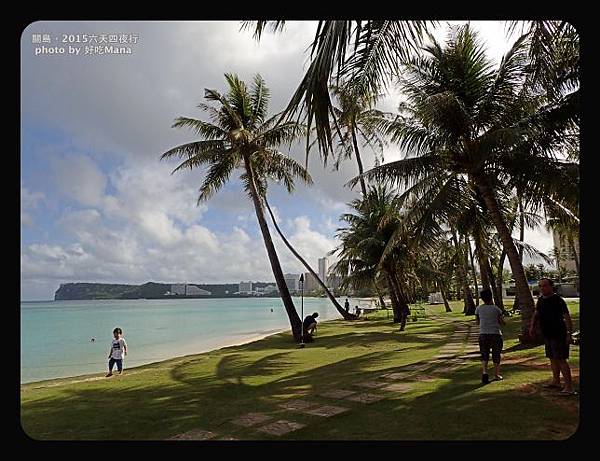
{"left": 544, "top": 337, "right": 570, "bottom": 360}
{"left": 479, "top": 334, "right": 503, "bottom": 364}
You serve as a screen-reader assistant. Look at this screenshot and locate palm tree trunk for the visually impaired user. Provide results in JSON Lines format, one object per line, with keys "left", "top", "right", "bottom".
{"left": 439, "top": 281, "right": 452, "bottom": 312}
{"left": 485, "top": 257, "right": 504, "bottom": 311}
{"left": 351, "top": 129, "right": 368, "bottom": 197}
{"left": 242, "top": 154, "right": 302, "bottom": 341}
{"left": 474, "top": 236, "right": 492, "bottom": 293}
{"left": 568, "top": 234, "right": 580, "bottom": 275}
{"left": 453, "top": 232, "right": 476, "bottom": 315}
{"left": 472, "top": 175, "right": 538, "bottom": 343}
{"left": 264, "top": 198, "right": 357, "bottom": 320}
{"left": 513, "top": 197, "right": 526, "bottom": 310}
{"left": 467, "top": 238, "right": 480, "bottom": 305}
{"left": 386, "top": 273, "right": 402, "bottom": 323}
{"left": 374, "top": 283, "right": 386, "bottom": 309}
{"left": 393, "top": 271, "right": 410, "bottom": 330}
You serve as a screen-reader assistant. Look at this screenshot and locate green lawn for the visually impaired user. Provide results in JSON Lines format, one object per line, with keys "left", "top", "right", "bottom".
{"left": 20, "top": 301, "right": 579, "bottom": 440}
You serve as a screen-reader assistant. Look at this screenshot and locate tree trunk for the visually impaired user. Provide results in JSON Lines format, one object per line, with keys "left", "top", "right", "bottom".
{"left": 242, "top": 154, "right": 302, "bottom": 341}
{"left": 374, "top": 283, "right": 386, "bottom": 309}
{"left": 393, "top": 272, "right": 410, "bottom": 330}
{"left": 264, "top": 198, "right": 357, "bottom": 320}
{"left": 473, "top": 175, "right": 539, "bottom": 343}
{"left": 439, "top": 282, "right": 452, "bottom": 312}
{"left": 351, "top": 129, "right": 368, "bottom": 197}
{"left": 467, "top": 238, "right": 480, "bottom": 305}
{"left": 485, "top": 257, "right": 504, "bottom": 311}
{"left": 453, "top": 232, "right": 476, "bottom": 315}
{"left": 386, "top": 273, "right": 402, "bottom": 323}
{"left": 474, "top": 236, "right": 492, "bottom": 293}
{"left": 568, "top": 234, "right": 580, "bottom": 276}
{"left": 513, "top": 197, "right": 526, "bottom": 310}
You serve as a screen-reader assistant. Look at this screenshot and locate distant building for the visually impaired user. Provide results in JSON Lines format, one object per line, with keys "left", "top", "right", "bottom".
{"left": 318, "top": 258, "right": 329, "bottom": 286}
{"left": 284, "top": 273, "right": 300, "bottom": 292}
{"left": 552, "top": 229, "right": 579, "bottom": 274}
{"left": 239, "top": 281, "right": 253, "bottom": 294}
{"left": 185, "top": 285, "right": 211, "bottom": 296}
{"left": 171, "top": 284, "right": 186, "bottom": 295}
{"left": 303, "top": 272, "right": 319, "bottom": 291}
{"left": 264, "top": 284, "right": 278, "bottom": 293}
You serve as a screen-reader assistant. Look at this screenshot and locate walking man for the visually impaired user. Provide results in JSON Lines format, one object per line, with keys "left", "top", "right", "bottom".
{"left": 529, "top": 278, "right": 576, "bottom": 395}
{"left": 475, "top": 288, "right": 505, "bottom": 384}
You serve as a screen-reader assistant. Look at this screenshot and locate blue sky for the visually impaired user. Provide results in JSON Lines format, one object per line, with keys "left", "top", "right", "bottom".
{"left": 20, "top": 21, "right": 555, "bottom": 300}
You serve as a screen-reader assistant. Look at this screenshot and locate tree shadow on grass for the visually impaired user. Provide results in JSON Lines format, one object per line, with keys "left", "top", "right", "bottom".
{"left": 20, "top": 345, "right": 579, "bottom": 441}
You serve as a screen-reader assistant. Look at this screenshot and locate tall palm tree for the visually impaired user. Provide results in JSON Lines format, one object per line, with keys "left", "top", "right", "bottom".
{"left": 161, "top": 73, "right": 311, "bottom": 342}
{"left": 354, "top": 25, "right": 578, "bottom": 342}
{"left": 328, "top": 83, "right": 387, "bottom": 196}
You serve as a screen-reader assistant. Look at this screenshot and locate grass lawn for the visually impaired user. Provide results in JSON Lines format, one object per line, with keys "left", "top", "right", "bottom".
{"left": 20, "top": 300, "right": 579, "bottom": 440}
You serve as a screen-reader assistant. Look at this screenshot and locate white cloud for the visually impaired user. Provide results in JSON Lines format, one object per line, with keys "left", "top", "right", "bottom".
{"left": 51, "top": 154, "right": 107, "bottom": 207}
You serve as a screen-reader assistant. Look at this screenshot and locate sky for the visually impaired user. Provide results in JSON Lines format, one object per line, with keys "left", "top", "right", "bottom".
{"left": 20, "top": 20, "right": 556, "bottom": 301}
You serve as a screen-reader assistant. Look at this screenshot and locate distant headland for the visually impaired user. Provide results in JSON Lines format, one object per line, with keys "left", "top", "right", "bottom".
{"left": 54, "top": 282, "right": 283, "bottom": 301}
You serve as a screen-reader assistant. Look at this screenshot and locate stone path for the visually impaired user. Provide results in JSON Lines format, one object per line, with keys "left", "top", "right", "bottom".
{"left": 166, "top": 318, "right": 494, "bottom": 440}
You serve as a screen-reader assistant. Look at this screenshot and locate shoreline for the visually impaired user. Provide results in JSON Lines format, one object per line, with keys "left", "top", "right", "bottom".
{"left": 21, "top": 318, "right": 346, "bottom": 387}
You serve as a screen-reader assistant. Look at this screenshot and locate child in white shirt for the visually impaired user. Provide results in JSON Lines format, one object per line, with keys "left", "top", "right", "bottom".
{"left": 106, "top": 327, "right": 128, "bottom": 377}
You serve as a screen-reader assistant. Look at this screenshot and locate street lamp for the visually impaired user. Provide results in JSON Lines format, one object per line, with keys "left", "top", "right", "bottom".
{"left": 299, "top": 273, "right": 305, "bottom": 348}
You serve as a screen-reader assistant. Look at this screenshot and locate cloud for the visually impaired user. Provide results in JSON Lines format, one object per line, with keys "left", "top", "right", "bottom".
{"left": 51, "top": 154, "right": 107, "bottom": 207}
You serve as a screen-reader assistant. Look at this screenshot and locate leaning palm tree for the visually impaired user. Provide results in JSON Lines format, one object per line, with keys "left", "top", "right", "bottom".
{"left": 161, "top": 73, "right": 311, "bottom": 342}
{"left": 354, "top": 25, "right": 578, "bottom": 342}
{"left": 262, "top": 197, "right": 358, "bottom": 320}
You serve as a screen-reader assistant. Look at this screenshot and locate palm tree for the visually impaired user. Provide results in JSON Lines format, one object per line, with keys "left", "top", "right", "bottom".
{"left": 328, "top": 83, "right": 387, "bottom": 196}
{"left": 353, "top": 25, "right": 578, "bottom": 342}
{"left": 161, "top": 73, "right": 311, "bottom": 342}
{"left": 330, "top": 186, "right": 412, "bottom": 327}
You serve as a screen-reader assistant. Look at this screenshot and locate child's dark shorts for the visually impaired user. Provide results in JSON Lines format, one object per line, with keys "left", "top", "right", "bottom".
{"left": 479, "top": 334, "right": 503, "bottom": 364}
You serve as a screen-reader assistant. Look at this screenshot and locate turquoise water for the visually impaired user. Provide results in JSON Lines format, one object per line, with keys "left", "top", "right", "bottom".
{"left": 20, "top": 297, "right": 344, "bottom": 383}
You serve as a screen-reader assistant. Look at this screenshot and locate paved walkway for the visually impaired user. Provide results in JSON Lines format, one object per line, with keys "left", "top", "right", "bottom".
{"left": 168, "top": 317, "right": 481, "bottom": 440}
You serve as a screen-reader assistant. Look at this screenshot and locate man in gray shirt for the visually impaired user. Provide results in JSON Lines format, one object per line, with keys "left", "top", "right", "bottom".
{"left": 475, "top": 289, "right": 505, "bottom": 384}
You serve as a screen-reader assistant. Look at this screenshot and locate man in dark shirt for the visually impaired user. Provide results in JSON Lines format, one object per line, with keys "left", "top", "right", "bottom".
{"left": 344, "top": 299, "right": 350, "bottom": 313}
{"left": 529, "top": 278, "right": 575, "bottom": 395}
{"left": 303, "top": 312, "right": 319, "bottom": 341}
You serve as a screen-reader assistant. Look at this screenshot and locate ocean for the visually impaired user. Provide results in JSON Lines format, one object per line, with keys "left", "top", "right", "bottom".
{"left": 20, "top": 296, "right": 348, "bottom": 383}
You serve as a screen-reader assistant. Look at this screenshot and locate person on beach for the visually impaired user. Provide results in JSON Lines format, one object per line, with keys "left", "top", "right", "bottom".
{"left": 302, "top": 312, "right": 319, "bottom": 341}
{"left": 475, "top": 289, "right": 505, "bottom": 384}
{"left": 106, "top": 327, "right": 128, "bottom": 377}
{"left": 344, "top": 299, "right": 350, "bottom": 313}
{"left": 529, "top": 278, "right": 576, "bottom": 395}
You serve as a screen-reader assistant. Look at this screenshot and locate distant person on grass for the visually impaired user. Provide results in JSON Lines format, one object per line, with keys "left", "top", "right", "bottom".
{"left": 344, "top": 299, "right": 350, "bottom": 313}
{"left": 302, "top": 312, "right": 319, "bottom": 342}
{"left": 475, "top": 289, "right": 505, "bottom": 384}
{"left": 106, "top": 327, "right": 128, "bottom": 377}
{"left": 529, "top": 278, "right": 576, "bottom": 395}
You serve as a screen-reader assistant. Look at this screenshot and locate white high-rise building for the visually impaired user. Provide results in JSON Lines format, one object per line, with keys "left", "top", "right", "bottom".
{"left": 318, "top": 257, "right": 329, "bottom": 286}
{"left": 239, "top": 281, "right": 253, "bottom": 293}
